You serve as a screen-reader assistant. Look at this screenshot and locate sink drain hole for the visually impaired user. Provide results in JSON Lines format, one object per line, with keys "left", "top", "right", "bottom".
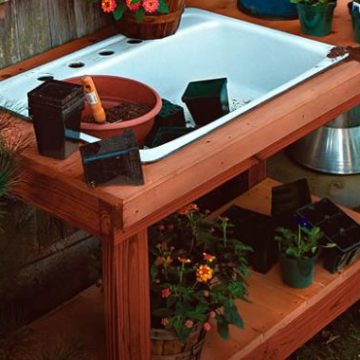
{"left": 68, "top": 62, "right": 85, "bottom": 68}
{"left": 37, "top": 75, "right": 54, "bottom": 81}
{"left": 127, "top": 39, "right": 143, "bottom": 44}
{"left": 99, "top": 50, "right": 114, "bottom": 56}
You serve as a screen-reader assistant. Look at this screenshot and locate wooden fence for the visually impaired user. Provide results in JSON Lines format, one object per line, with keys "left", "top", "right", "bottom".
{"left": 0, "top": 0, "right": 111, "bottom": 69}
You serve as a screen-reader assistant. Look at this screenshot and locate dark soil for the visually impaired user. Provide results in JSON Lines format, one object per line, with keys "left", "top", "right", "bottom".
{"left": 82, "top": 101, "right": 152, "bottom": 124}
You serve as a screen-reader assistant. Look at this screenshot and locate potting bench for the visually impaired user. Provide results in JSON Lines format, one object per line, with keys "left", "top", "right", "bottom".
{"left": 0, "top": 1, "right": 360, "bottom": 359}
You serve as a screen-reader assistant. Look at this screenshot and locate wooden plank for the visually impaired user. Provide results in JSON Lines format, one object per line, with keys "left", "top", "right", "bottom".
{"left": 74, "top": 0, "right": 110, "bottom": 38}
{"left": 101, "top": 201, "right": 151, "bottom": 360}
{"left": 47, "top": 0, "right": 77, "bottom": 48}
{"left": 186, "top": 0, "right": 357, "bottom": 47}
{"left": 15, "top": 0, "right": 52, "bottom": 62}
{"left": 0, "top": 1, "right": 20, "bottom": 69}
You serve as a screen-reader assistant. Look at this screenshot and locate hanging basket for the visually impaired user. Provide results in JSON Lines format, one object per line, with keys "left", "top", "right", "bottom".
{"left": 116, "top": 0, "right": 185, "bottom": 40}
{"left": 151, "top": 325, "right": 206, "bottom": 360}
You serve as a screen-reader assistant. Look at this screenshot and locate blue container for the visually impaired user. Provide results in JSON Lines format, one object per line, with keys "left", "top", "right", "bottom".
{"left": 237, "top": 0, "right": 298, "bottom": 20}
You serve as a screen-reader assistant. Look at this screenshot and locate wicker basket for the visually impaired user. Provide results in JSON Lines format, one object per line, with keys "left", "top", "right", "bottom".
{"left": 151, "top": 325, "right": 206, "bottom": 360}
{"left": 116, "top": 0, "right": 185, "bottom": 40}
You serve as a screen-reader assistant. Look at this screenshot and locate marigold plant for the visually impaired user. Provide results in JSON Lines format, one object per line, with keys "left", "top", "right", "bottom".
{"left": 87, "top": 0, "right": 169, "bottom": 22}
{"left": 149, "top": 204, "right": 252, "bottom": 342}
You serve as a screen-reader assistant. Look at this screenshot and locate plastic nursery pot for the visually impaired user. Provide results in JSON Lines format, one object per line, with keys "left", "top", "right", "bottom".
{"left": 350, "top": 2, "right": 360, "bottom": 43}
{"left": 237, "top": 0, "right": 298, "bottom": 20}
{"left": 271, "top": 178, "right": 312, "bottom": 228}
{"left": 145, "top": 126, "right": 195, "bottom": 148}
{"left": 181, "top": 78, "right": 230, "bottom": 127}
{"left": 27, "top": 79, "right": 84, "bottom": 160}
{"left": 222, "top": 205, "right": 277, "bottom": 274}
{"left": 279, "top": 252, "right": 317, "bottom": 289}
{"left": 296, "top": 2, "right": 336, "bottom": 37}
{"left": 65, "top": 76, "right": 162, "bottom": 146}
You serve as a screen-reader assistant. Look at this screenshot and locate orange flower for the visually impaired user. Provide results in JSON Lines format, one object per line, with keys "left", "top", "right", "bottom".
{"left": 101, "top": 0, "right": 117, "bottom": 13}
{"left": 161, "top": 288, "right": 171, "bottom": 298}
{"left": 178, "top": 203, "right": 199, "bottom": 215}
{"left": 178, "top": 257, "right": 191, "bottom": 264}
{"left": 203, "top": 252, "right": 216, "bottom": 263}
{"left": 142, "top": 0, "right": 159, "bottom": 13}
{"left": 196, "top": 265, "right": 213, "bottom": 283}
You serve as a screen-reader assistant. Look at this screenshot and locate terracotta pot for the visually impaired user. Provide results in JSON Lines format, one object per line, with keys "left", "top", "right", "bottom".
{"left": 65, "top": 75, "right": 162, "bottom": 145}
{"left": 116, "top": 0, "right": 185, "bottom": 40}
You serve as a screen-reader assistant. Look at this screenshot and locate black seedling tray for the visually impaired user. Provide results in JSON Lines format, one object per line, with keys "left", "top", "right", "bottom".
{"left": 222, "top": 205, "right": 277, "bottom": 274}
{"left": 296, "top": 198, "right": 360, "bottom": 273}
{"left": 181, "top": 78, "right": 229, "bottom": 127}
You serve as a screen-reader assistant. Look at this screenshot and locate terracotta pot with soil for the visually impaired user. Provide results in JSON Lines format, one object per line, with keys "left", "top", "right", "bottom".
{"left": 65, "top": 75, "right": 162, "bottom": 145}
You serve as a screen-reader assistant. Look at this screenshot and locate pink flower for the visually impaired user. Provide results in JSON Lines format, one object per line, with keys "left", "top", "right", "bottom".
{"left": 203, "top": 322, "right": 211, "bottom": 332}
{"left": 126, "top": 0, "right": 141, "bottom": 11}
{"left": 101, "top": 0, "right": 117, "bottom": 13}
{"left": 158, "top": 224, "right": 165, "bottom": 231}
{"left": 167, "top": 224, "right": 175, "bottom": 231}
{"left": 161, "top": 318, "right": 169, "bottom": 326}
{"left": 185, "top": 320, "right": 194, "bottom": 329}
{"left": 142, "top": 0, "right": 159, "bottom": 13}
{"left": 161, "top": 288, "right": 171, "bottom": 298}
{"left": 209, "top": 311, "right": 216, "bottom": 319}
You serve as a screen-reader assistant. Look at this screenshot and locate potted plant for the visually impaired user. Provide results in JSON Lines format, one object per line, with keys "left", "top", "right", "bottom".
{"left": 149, "top": 204, "right": 251, "bottom": 358}
{"left": 290, "top": 0, "right": 337, "bottom": 37}
{"left": 350, "top": 1, "right": 360, "bottom": 43}
{"left": 274, "top": 220, "right": 334, "bottom": 288}
{"left": 87, "top": 0, "right": 184, "bottom": 39}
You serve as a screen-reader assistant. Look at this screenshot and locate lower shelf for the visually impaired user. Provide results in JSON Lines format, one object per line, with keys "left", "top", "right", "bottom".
{"left": 30, "top": 178, "right": 360, "bottom": 359}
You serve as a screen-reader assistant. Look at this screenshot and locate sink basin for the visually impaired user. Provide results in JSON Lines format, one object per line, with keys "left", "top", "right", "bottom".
{"left": 0, "top": 8, "right": 347, "bottom": 163}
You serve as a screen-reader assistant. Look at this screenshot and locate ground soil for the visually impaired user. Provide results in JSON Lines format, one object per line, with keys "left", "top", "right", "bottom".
{"left": 82, "top": 102, "right": 152, "bottom": 124}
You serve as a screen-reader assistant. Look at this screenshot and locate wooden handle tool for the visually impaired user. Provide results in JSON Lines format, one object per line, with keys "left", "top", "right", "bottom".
{"left": 80, "top": 75, "right": 106, "bottom": 124}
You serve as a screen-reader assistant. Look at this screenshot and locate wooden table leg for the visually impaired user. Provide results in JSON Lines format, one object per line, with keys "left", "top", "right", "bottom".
{"left": 102, "top": 226, "right": 151, "bottom": 360}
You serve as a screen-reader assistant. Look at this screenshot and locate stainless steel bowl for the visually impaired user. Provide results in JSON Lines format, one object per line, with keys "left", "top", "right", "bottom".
{"left": 288, "top": 107, "right": 360, "bottom": 174}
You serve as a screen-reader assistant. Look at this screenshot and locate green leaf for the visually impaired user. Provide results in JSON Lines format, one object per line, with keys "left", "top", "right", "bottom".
{"left": 216, "top": 317, "right": 230, "bottom": 340}
{"left": 113, "top": 2, "right": 124, "bottom": 21}
{"left": 135, "top": 7, "right": 145, "bottom": 22}
{"left": 158, "top": 0, "right": 169, "bottom": 14}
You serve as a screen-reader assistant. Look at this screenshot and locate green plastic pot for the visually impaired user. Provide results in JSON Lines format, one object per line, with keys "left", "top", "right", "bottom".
{"left": 296, "top": 2, "right": 336, "bottom": 37}
{"left": 351, "top": 5, "right": 360, "bottom": 43}
{"left": 279, "top": 252, "right": 318, "bottom": 289}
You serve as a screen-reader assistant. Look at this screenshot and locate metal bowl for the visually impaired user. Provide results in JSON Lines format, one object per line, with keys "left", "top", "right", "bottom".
{"left": 288, "top": 108, "right": 360, "bottom": 174}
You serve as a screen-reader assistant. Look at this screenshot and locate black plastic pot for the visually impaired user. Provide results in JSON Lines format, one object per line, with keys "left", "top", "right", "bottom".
{"left": 222, "top": 205, "right": 277, "bottom": 274}
{"left": 80, "top": 130, "right": 144, "bottom": 187}
{"left": 271, "top": 178, "right": 312, "bottom": 228}
{"left": 156, "top": 99, "right": 186, "bottom": 128}
{"left": 296, "top": 198, "right": 360, "bottom": 273}
{"left": 350, "top": 2, "right": 360, "bottom": 43}
{"left": 145, "top": 126, "right": 196, "bottom": 148}
{"left": 181, "top": 78, "right": 230, "bottom": 127}
{"left": 28, "top": 80, "right": 84, "bottom": 160}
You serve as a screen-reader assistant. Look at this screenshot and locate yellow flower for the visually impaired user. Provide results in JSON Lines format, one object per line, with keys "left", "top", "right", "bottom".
{"left": 196, "top": 265, "right": 213, "bottom": 283}
{"left": 178, "top": 257, "right": 191, "bottom": 264}
{"left": 203, "top": 252, "right": 216, "bottom": 263}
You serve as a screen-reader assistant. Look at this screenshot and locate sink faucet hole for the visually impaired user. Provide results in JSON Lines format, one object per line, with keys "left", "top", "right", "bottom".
{"left": 99, "top": 50, "right": 115, "bottom": 56}
{"left": 127, "top": 39, "right": 143, "bottom": 44}
{"left": 37, "top": 75, "right": 54, "bottom": 81}
{"left": 68, "top": 62, "right": 85, "bottom": 68}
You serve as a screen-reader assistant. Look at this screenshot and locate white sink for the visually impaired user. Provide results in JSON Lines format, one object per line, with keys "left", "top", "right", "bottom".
{"left": 0, "top": 8, "right": 347, "bottom": 163}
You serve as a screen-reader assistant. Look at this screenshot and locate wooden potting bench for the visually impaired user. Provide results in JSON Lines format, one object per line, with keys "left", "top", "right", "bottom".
{"left": 1, "top": 1, "right": 360, "bottom": 359}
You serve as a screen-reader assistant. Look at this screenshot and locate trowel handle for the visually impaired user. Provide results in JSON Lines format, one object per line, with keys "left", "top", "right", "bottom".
{"left": 80, "top": 76, "right": 106, "bottom": 124}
